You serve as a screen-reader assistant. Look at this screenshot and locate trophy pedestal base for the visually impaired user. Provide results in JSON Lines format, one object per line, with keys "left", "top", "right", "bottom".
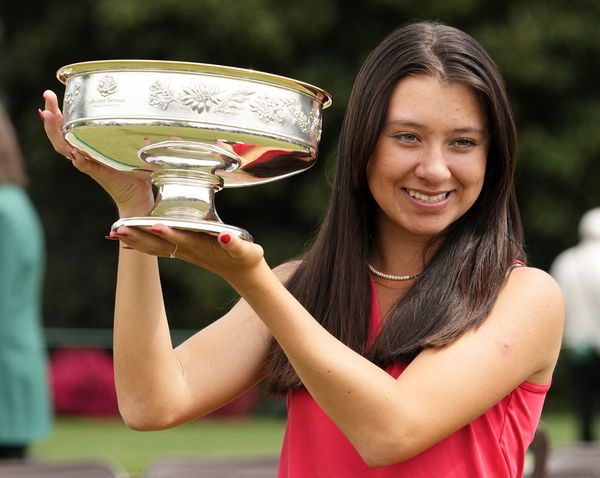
{"left": 112, "top": 216, "right": 253, "bottom": 242}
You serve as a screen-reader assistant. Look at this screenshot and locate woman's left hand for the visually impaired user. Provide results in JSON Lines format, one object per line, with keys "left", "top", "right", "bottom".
{"left": 111, "top": 224, "right": 266, "bottom": 281}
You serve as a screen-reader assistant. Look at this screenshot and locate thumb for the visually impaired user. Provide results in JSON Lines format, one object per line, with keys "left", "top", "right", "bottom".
{"left": 217, "top": 232, "right": 263, "bottom": 262}
{"left": 217, "top": 232, "right": 243, "bottom": 257}
{"left": 70, "top": 149, "right": 100, "bottom": 176}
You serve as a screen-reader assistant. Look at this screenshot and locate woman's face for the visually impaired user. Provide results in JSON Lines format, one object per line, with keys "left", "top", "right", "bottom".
{"left": 366, "top": 74, "right": 488, "bottom": 242}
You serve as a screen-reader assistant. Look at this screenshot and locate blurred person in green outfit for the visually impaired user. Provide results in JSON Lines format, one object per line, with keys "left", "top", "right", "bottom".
{"left": 0, "top": 101, "right": 52, "bottom": 459}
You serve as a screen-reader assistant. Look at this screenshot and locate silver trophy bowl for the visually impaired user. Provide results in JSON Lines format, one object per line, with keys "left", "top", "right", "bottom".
{"left": 58, "top": 60, "right": 332, "bottom": 241}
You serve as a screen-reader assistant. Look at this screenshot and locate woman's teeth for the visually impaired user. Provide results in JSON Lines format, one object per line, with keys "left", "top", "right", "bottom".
{"left": 406, "top": 189, "right": 449, "bottom": 203}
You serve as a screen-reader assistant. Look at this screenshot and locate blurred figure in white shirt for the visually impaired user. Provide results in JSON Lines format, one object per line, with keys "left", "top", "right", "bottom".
{"left": 551, "top": 207, "right": 600, "bottom": 442}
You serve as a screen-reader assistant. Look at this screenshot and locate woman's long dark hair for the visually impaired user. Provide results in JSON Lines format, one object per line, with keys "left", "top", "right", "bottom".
{"left": 262, "top": 21, "right": 524, "bottom": 394}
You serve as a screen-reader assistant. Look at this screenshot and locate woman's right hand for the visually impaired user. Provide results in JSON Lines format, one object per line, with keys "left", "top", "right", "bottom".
{"left": 40, "top": 90, "right": 155, "bottom": 217}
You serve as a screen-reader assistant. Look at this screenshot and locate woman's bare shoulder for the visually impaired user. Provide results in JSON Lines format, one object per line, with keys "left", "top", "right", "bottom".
{"left": 506, "top": 265, "right": 562, "bottom": 301}
{"left": 496, "top": 265, "right": 564, "bottom": 382}
{"left": 273, "top": 259, "right": 302, "bottom": 282}
{"left": 500, "top": 265, "right": 564, "bottom": 325}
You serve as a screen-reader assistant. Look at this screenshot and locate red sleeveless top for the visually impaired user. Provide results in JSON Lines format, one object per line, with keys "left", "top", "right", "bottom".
{"left": 278, "top": 280, "right": 549, "bottom": 477}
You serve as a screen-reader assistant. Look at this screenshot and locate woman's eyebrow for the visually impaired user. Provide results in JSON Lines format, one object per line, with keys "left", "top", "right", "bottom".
{"left": 452, "top": 126, "right": 486, "bottom": 135}
{"left": 386, "top": 119, "right": 485, "bottom": 136}
{"left": 385, "top": 119, "right": 423, "bottom": 129}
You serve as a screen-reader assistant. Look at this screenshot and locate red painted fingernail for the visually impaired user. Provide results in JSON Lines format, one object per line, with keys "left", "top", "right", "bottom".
{"left": 220, "top": 233, "right": 231, "bottom": 244}
{"left": 38, "top": 109, "right": 45, "bottom": 122}
{"left": 105, "top": 235, "right": 119, "bottom": 240}
{"left": 150, "top": 227, "right": 163, "bottom": 234}
{"left": 114, "top": 232, "right": 128, "bottom": 237}
{"left": 122, "top": 245, "right": 135, "bottom": 250}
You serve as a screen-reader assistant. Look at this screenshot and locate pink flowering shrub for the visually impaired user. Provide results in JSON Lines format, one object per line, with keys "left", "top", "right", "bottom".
{"left": 49, "top": 348, "right": 119, "bottom": 416}
{"left": 49, "top": 347, "right": 261, "bottom": 418}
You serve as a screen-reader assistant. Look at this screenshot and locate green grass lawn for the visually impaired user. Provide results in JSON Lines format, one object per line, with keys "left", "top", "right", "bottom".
{"left": 31, "top": 416, "right": 286, "bottom": 476}
{"left": 30, "top": 411, "right": 598, "bottom": 477}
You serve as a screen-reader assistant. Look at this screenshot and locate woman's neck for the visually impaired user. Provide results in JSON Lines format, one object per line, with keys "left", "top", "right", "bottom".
{"left": 369, "top": 231, "right": 435, "bottom": 276}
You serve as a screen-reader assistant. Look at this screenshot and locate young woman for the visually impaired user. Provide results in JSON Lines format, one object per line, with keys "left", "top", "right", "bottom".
{"left": 41, "top": 21, "right": 563, "bottom": 477}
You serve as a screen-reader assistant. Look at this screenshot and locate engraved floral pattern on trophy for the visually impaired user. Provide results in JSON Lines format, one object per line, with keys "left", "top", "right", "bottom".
{"left": 249, "top": 95, "right": 320, "bottom": 138}
{"left": 181, "top": 84, "right": 254, "bottom": 115}
{"left": 148, "top": 80, "right": 253, "bottom": 115}
{"left": 97, "top": 75, "right": 118, "bottom": 97}
{"left": 63, "top": 79, "right": 81, "bottom": 114}
{"left": 148, "top": 79, "right": 322, "bottom": 137}
{"left": 292, "top": 107, "right": 322, "bottom": 140}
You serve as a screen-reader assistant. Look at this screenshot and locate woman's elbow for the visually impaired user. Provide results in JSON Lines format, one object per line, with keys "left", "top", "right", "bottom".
{"left": 357, "top": 429, "right": 427, "bottom": 468}
{"left": 120, "top": 408, "right": 174, "bottom": 431}
{"left": 118, "top": 399, "right": 188, "bottom": 431}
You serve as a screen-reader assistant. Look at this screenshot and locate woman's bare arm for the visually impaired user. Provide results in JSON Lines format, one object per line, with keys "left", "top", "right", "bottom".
{"left": 128, "top": 231, "right": 562, "bottom": 467}
{"left": 41, "top": 91, "right": 282, "bottom": 431}
{"left": 112, "top": 245, "right": 276, "bottom": 430}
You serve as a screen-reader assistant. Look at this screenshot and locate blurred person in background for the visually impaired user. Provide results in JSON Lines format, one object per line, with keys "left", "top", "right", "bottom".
{"left": 0, "top": 101, "right": 52, "bottom": 459}
{"left": 551, "top": 207, "right": 600, "bottom": 442}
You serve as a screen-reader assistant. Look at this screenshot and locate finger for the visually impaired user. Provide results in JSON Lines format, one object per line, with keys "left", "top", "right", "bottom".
{"left": 148, "top": 224, "right": 221, "bottom": 260}
{"left": 148, "top": 224, "right": 191, "bottom": 251}
{"left": 111, "top": 226, "right": 177, "bottom": 258}
{"left": 40, "top": 90, "right": 71, "bottom": 156}
{"left": 142, "top": 225, "right": 185, "bottom": 259}
{"left": 42, "top": 90, "right": 62, "bottom": 116}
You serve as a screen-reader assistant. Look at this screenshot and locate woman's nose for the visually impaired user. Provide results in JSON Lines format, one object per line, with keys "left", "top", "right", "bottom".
{"left": 414, "top": 146, "right": 451, "bottom": 184}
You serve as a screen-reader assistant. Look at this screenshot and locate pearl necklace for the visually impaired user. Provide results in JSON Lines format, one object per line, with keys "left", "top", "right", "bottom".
{"left": 367, "top": 263, "right": 420, "bottom": 281}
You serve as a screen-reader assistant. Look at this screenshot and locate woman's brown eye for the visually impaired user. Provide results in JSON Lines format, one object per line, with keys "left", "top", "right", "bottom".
{"left": 395, "top": 133, "right": 419, "bottom": 143}
{"left": 454, "top": 138, "right": 476, "bottom": 148}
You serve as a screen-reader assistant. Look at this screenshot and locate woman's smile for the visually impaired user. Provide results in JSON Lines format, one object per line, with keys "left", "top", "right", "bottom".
{"left": 402, "top": 188, "right": 452, "bottom": 208}
{"left": 404, "top": 188, "right": 452, "bottom": 204}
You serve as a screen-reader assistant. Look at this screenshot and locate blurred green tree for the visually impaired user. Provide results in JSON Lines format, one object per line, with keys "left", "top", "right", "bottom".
{"left": 0, "top": 0, "right": 598, "bottom": 332}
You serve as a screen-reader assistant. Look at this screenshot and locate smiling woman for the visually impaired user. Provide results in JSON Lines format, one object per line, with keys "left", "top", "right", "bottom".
{"left": 40, "top": 20, "right": 563, "bottom": 478}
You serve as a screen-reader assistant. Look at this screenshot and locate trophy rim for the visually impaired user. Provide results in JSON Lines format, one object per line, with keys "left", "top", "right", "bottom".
{"left": 56, "top": 59, "right": 332, "bottom": 108}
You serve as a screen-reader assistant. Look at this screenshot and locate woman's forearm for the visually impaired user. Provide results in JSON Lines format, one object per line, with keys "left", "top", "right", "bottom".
{"left": 112, "top": 245, "right": 187, "bottom": 429}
